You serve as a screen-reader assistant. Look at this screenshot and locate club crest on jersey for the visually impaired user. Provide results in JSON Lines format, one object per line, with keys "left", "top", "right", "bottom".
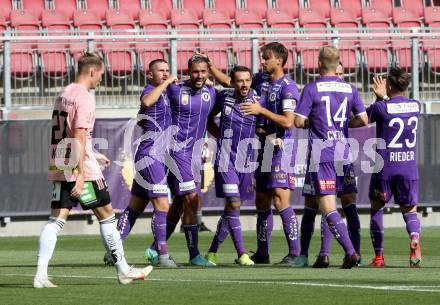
{"left": 181, "top": 93, "right": 189, "bottom": 105}
{"left": 274, "top": 165, "right": 280, "bottom": 172}
{"left": 224, "top": 105, "right": 232, "bottom": 115}
{"left": 202, "top": 92, "right": 211, "bottom": 102}
{"left": 269, "top": 92, "right": 277, "bottom": 102}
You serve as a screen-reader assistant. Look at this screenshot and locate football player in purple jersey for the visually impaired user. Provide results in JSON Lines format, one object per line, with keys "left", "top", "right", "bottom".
{"left": 294, "top": 46, "right": 368, "bottom": 269}
{"left": 207, "top": 43, "right": 302, "bottom": 266}
{"left": 367, "top": 67, "right": 421, "bottom": 268}
{"left": 298, "top": 62, "right": 364, "bottom": 268}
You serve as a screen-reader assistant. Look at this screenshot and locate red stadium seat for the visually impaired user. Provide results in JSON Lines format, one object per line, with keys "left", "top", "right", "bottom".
{"left": 391, "top": 40, "right": 412, "bottom": 72}
{"left": 10, "top": 43, "right": 35, "bottom": 79}
{"left": 266, "top": 9, "right": 296, "bottom": 47}
{"left": 392, "top": 8, "right": 422, "bottom": 30}
{"left": 244, "top": 0, "right": 268, "bottom": 18}
{"left": 213, "top": 0, "right": 236, "bottom": 20}
{"left": 138, "top": 9, "right": 168, "bottom": 45}
{"left": 118, "top": 0, "right": 141, "bottom": 21}
{"left": 137, "top": 9, "right": 168, "bottom": 74}
{"left": 0, "top": 14, "right": 7, "bottom": 51}
{"left": 73, "top": 9, "right": 102, "bottom": 32}
{"left": 53, "top": 0, "right": 77, "bottom": 20}
{"left": 0, "top": 0, "right": 13, "bottom": 21}
{"left": 361, "top": 8, "right": 391, "bottom": 74}
{"left": 203, "top": 8, "right": 231, "bottom": 46}
{"left": 308, "top": 0, "right": 331, "bottom": 18}
{"left": 10, "top": 10, "right": 40, "bottom": 49}
{"left": 235, "top": 8, "right": 264, "bottom": 32}
{"left": 201, "top": 9, "right": 232, "bottom": 71}
{"left": 102, "top": 43, "right": 135, "bottom": 77}
{"left": 182, "top": 0, "right": 206, "bottom": 20}
{"left": 360, "top": 41, "right": 390, "bottom": 74}
{"left": 22, "top": 0, "right": 46, "bottom": 19}
{"left": 72, "top": 10, "right": 103, "bottom": 66}
{"left": 42, "top": 10, "right": 71, "bottom": 35}
{"left": 37, "top": 42, "right": 70, "bottom": 78}
{"left": 424, "top": 6, "right": 440, "bottom": 27}
{"left": 369, "top": 0, "right": 393, "bottom": 17}
{"left": 234, "top": 8, "right": 264, "bottom": 67}
{"left": 106, "top": 9, "right": 135, "bottom": 31}
{"left": 401, "top": 0, "right": 424, "bottom": 18}
{"left": 171, "top": 9, "right": 200, "bottom": 72}
{"left": 330, "top": 8, "right": 358, "bottom": 45}
{"left": 86, "top": 0, "right": 109, "bottom": 20}
{"left": 338, "top": 0, "right": 362, "bottom": 18}
{"left": 266, "top": 8, "right": 296, "bottom": 30}
{"left": 150, "top": 0, "right": 173, "bottom": 20}
{"left": 136, "top": 45, "right": 166, "bottom": 74}
{"left": 103, "top": 10, "right": 136, "bottom": 77}
{"left": 277, "top": 0, "right": 299, "bottom": 19}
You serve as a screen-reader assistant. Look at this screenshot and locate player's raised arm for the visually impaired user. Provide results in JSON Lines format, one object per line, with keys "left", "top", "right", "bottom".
{"left": 197, "top": 52, "right": 231, "bottom": 87}
{"left": 142, "top": 75, "right": 177, "bottom": 107}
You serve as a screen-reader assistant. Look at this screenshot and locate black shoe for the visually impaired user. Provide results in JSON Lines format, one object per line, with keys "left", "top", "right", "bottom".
{"left": 313, "top": 255, "right": 330, "bottom": 268}
{"left": 250, "top": 251, "right": 270, "bottom": 264}
{"left": 276, "top": 254, "right": 297, "bottom": 266}
{"left": 198, "top": 222, "right": 211, "bottom": 232}
{"left": 341, "top": 253, "right": 360, "bottom": 269}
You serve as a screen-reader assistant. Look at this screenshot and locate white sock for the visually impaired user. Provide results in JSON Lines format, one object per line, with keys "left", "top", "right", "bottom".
{"left": 36, "top": 217, "right": 65, "bottom": 279}
{"left": 99, "top": 215, "right": 131, "bottom": 275}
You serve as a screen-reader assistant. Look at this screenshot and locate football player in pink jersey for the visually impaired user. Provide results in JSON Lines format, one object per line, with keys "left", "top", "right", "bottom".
{"left": 34, "top": 53, "right": 152, "bottom": 288}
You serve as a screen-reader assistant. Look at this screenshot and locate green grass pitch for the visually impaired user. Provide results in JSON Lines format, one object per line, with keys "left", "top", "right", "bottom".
{"left": 1, "top": 228, "right": 439, "bottom": 305}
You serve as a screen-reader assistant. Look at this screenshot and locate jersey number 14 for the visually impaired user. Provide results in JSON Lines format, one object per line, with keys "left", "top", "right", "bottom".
{"left": 322, "top": 96, "right": 348, "bottom": 128}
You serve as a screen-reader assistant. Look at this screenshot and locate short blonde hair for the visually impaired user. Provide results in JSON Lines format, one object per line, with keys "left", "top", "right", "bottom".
{"left": 319, "top": 46, "right": 340, "bottom": 72}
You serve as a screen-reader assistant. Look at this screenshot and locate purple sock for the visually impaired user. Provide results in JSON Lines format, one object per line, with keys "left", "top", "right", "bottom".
{"left": 151, "top": 220, "right": 177, "bottom": 251}
{"left": 151, "top": 210, "right": 168, "bottom": 255}
{"left": 402, "top": 212, "right": 421, "bottom": 240}
{"left": 343, "top": 203, "right": 361, "bottom": 254}
{"left": 319, "top": 215, "right": 332, "bottom": 257}
{"left": 279, "top": 207, "right": 300, "bottom": 256}
{"left": 117, "top": 206, "right": 140, "bottom": 240}
{"left": 225, "top": 210, "right": 246, "bottom": 256}
{"left": 300, "top": 207, "right": 317, "bottom": 256}
{"left": 326, "top": 211, "right": 355, "bottom": 256}
{"left": 183, "top": 224, "right": 200, "bottom": 260}
{"left": 256, "top": 209, "right": 273, "bottom": 257}
{"left": 208, "top": 215, "right": 229, "bottom": 253}
{"left": 370, "top": 208, "right": 384, "bottom": 256}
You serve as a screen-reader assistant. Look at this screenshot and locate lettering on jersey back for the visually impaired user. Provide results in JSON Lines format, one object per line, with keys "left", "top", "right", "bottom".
{"left": 386, "top": 102, "right": 419, "bottom": 114}
{"left": 317, "top": 82, "right": 352, "bottom": 93}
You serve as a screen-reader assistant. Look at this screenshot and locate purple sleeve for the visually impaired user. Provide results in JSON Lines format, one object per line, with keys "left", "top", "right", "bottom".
{"left": 351, "top": 87, "right": 366, "bottom": 116}
{"left": 281, "top": 82, "right": 300, "bottom": 112}
{"left": 366, "top": 102, "right": 382, "bottom": 123}
{"left": 251, "top": 73, "right": 263, "bottom": 90}
{"left": 294, "top": 85, "right": 313, "bottom": 118}
{"left": 140, "top": 85, "right": 153, "bottom": 101}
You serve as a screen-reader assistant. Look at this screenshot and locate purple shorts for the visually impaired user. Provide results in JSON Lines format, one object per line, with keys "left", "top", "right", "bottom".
{"left": 167, "top": 152, "right": 200, "bottom": 196}
{"left": 255, "top": 151, "right": 296, "bottom": 193}
{"left": 369, "top": 177, "right": 418, "bottom": 206}
{"left": 303, "top": 163, "right": 357, "bottom": 197}
{"left": 130, "top": 153, "right": 169, "bottom": 199}
{"left": 215, "top": 166, "right": 255, "bottom": 201}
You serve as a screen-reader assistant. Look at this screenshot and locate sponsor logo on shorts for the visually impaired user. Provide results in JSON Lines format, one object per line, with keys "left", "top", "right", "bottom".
{"left": 179, "top": 180, "right": 196, "bottom": 192}
{"left": 373, "top": 189, "right": 388, "bottom": 201}
{"left": 289, "top": 175, "right": 296, "bottom": 187}
{"left": 153, "top": 184, "right": 168, "bottom": 194}
{"left": 319, "top": 180, "right": 336, "bottom": 191}
{"left": 223, "top": 184, "right": 238, "bottom": 194}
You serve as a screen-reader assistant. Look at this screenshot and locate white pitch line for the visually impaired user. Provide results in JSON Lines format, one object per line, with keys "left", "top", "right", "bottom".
{"left": 2, "top": 273, "right": 440, "bottom": 293}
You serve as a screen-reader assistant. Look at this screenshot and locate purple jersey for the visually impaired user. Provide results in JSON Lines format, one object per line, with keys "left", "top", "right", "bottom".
{"left": 214, "top": 88, "right": 266, "bottom": 169}
{"left": 295, "top": 76, "right": 366, "bottom": 163}
{"left": 137, "top": 84, "right": 172, "bottom": 154}
{"left": 251, "top": 72, "right": 300, "bottom": 140}
{"left": 366, "top": 96, "right": 420, "bottom": 180}
{"left": 167, "top": 80, "right": 218, "bottom": 157}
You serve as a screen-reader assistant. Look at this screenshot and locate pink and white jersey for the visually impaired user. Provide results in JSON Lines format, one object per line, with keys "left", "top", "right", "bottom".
{"left": 48, "top": 83, "right": 103, "bottom": 182}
